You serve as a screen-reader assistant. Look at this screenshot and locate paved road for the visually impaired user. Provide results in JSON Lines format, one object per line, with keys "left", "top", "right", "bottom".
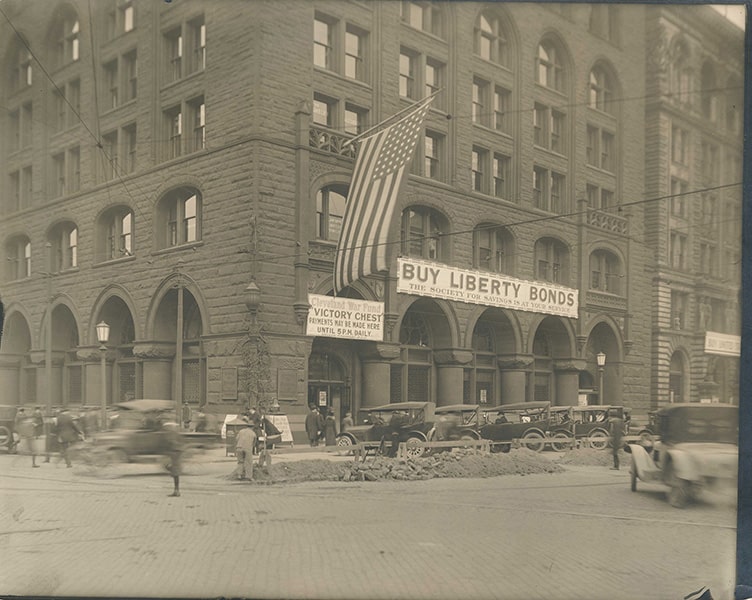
{"left": 0, "top": 450, "right": 736, "bottom": 600}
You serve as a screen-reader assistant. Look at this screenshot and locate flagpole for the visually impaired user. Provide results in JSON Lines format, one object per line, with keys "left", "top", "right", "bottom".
{"left": 341, "top": 89, "right": 442, "bottom": 150}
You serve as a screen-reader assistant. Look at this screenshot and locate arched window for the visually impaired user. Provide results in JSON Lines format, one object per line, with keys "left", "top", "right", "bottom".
{"left": 534, "top": 237, "right": 569, "bottom": 285}
{"left": 4, "top": 235, "right": 31, "bottom": 281}
{"left": 98, "top": 206, "right": 134, "bottom": 261}
{"left": 589, "top": 249, "right": 622, "bottom": 294}
{"left": 467, "top": 320, "right": 496, "bottom": 405}
{"left": 156, "top": 187, "right": 201, "bottom": 249}
{"left": 400, "top": 206, "right": 448, "bottom": 261}
{"left": 536, "top": 41, "right": 564, "bottom": 91}
{"left": 7, "top": 37, "right": 33, "bottom": 94}
{"left": 316, "top": 184, "right": 347, "bottom": 241}
{"left": 474, "top": 224, "right": 514, "bottom": 275}
{"left": 48, "top": 221, "right": 78, "bottom": 272}
{"left": 669, "top": 351, "right": 686, "bottom": 403}
{"left": 700, "top": 62, "right": 717, "bottom": 121}
{"left": 474, "top": 12, "right": 508, "bottom": 66}
{"left": 589, "top": 66, "right": 613, "bottom": 113}
{"left": 52, "top": 9, "right": 81, "bottom": 67}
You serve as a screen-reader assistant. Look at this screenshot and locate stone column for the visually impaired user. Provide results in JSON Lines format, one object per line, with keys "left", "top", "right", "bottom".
{"left": 133, "top": 342, "right": 176, "bottom": 400}
{"left": 433, "top": 349, "right": 473, "bottom": 407}
{"left": 553, "top": 359, "right": 586, "bottom": 406}
{"left": 30, "top": 350, "right": 65, "bottom": 407}
{"left": 77, "top": 346, "right": 114, "bottom": 407}
{"left": 359, "top": 342, "right": 400, "bottom": 409}
{"left": 0, "top": 354, "right": 22, "bottom": 404}
{"left": 497, "top": 355, "right": 534, "bottom": 405}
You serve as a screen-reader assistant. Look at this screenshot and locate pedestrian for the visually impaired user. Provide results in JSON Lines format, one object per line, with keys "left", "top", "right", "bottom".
{"left": 181, "top": 402, "right": 192, "bottom": 430}
{"left": 609, "top": 409, "right": 625, "bottom": 470}
{"left": 162, "top": 420, "right": 184, "bottom": 497}
{"left": 56, "top": 408, "right": 84, "bottom": 468}
{"left": 233, "top": 416, "right": 257, "bottom": 481}
{"left": 324, "top": 408, "right": 337, "bottom": 446}
{"left": 305, "top": 405, "right": 324, "bottom": 447}
{"left": 341, "top": 411, "right": 354, "bottom": 432}
{"left": 14, "top": 408, "right": 39, "bottom": 467}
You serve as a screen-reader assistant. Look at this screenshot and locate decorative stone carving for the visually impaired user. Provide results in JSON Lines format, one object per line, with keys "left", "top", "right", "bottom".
{"left": 497, "top": 354, "right": 534, "bottom": 370}
{"left": 433, "top": 349, "right": 474, "bottom": 366}
{"left": 309, "top": 126, "right": 357, "bottom": 158}
{"left": 293, "top": 302, "right": 310, "bottom": 327}
{"left": 132, "top": 342, "right": 176, "bottom": 359}
{"left": 358, "top": 342, "right": 401, "bottom": 361}
{"left": 28, "top": 350, "right": 66, "bottom": 366}
{"left": 553, "top": 359, "right": 587, "bottom": 372}
{"left": 76, "top": 346, "right": 115, "bottom": 362}
{"left": 648, "top": 24, "right": 670, "bottom": 72}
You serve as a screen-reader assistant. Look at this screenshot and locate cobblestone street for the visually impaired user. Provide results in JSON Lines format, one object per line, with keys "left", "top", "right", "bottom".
{"left": 0, "top": 450, "right": 737, "bottom": 600}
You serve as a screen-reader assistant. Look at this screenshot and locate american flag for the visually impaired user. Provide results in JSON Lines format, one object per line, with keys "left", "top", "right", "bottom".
{"left": 334, "top": 96, "right": 433, "bottom": 293}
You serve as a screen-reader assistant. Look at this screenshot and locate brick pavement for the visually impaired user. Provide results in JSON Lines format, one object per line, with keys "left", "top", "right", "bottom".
{"left": 0, "top": 450, "right": 737, "bottom": 600}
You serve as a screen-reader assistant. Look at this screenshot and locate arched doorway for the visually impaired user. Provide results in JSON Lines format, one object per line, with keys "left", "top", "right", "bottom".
{"left": 48, "top": 304, "right": 81, "bottom": 407}
{"left": 585, "top": 321, "right": 621, "bottom": 406}
{"left": 530, "top": 317, "right": 574, "bottom": 405}
{"left": 98, "top": 296, "right": 138, "bottom": 404}
{"left": 0, "top": 311, "right": 33, "bottom": 405}
{"left": 307, "top": 346, "right": 347, "bottom": 422}
{"left": 465, "top": 309, "right": 517, "bottom": 406}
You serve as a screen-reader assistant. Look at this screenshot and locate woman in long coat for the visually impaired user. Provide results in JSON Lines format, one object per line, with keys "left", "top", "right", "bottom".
{"left": 324, "top": 409, "right": 337, "bottom": 446}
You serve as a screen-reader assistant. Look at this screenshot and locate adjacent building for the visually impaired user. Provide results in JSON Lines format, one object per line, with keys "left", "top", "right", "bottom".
{"left": 0, "top": 1, "right": 743, "bottom": 441}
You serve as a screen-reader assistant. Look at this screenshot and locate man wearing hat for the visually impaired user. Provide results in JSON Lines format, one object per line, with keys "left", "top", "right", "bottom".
{"left": 234, "top": 416, "right": 257, "bottom": 481}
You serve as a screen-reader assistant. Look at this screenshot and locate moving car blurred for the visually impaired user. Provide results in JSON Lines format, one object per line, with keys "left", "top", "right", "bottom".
{"left": 335, "top": 401, "right": 436, "bottom": 458}
{"left": 625, "top": 403, "right": 738, "bottom": 508}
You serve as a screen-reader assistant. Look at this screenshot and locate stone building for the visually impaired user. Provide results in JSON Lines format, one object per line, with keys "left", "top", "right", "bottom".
{"left": 0, "top": 1, "right": 742, "bottom": 441}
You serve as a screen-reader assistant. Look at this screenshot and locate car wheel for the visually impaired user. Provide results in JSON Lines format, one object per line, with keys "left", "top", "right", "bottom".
{"left": 588, "top": 428, "right": 609, "bottom": 450}
{"left": 666, "top": 463, "right": 690, "bottom": 508}
{"left": 0, "top": 426, "right": 11, "bottom": 449}
{"left": 630, "top": 466, "right": 637, "bottom": 492}
{"left": 404, "top": 435, "right": 426, "bottom": 459}
{"left": 336, "top": 435, "right": 353, "bottom": 448}
{"left": 551, "top": 432, "right": 573, "bottom": 452}
{"left": 522, "top": 431, "right": 545, "bottom": 453}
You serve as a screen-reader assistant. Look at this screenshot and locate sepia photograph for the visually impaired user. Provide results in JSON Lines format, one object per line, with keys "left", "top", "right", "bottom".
{"left": 0, "top": 1, "right": 747, "bottom": 599}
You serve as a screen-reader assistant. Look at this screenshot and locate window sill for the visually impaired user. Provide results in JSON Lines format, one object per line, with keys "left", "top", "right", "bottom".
{"left": 93, "top": 255, "right": 137, "bottom": 268}
{"left": 152, "top": 241, "right": 204, "bottom": 256}
{"left": 313, "top": 66, "right": 371, "bottom": 90}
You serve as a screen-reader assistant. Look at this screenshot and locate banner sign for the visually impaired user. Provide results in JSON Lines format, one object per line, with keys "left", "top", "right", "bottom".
{"left": 704, "top": 331, "right": 741, "bottom": 357}
{"left": 306, "top": 294, "right": 384, "bottom": 341}
{"left": 397, "top": 258, "right": 579, "bottom": 318}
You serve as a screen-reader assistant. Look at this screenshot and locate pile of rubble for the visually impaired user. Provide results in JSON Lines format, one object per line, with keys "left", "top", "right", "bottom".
{"left": 249, "top": 448, "right": 565, "bottom": 484}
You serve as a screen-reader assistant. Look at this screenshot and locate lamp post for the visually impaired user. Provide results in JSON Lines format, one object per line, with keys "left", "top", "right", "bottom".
{"left": 96, "top": 321, "right": 110, "bottom": 431}
{"left": 596, "top": 352, "right": 606, "bottom": 406}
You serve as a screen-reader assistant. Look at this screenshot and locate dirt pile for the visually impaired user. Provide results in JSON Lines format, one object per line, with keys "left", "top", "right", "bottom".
{"left": 240, "top": 448, "right": 565, "bottom": 484}
{"left": 554, "top": 447, "right": 628, "bottom": 467}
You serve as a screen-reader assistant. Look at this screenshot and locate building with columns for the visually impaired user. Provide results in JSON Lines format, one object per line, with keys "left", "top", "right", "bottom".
{"left": 0, "top": 1, "right": 742, "bottom": 441}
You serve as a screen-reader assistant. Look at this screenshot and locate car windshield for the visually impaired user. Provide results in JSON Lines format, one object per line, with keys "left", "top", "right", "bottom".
{"left": 663, "top": 407, "right": 738, "bottom": 444}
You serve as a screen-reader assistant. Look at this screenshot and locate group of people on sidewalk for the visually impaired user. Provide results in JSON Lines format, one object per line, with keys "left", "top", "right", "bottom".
{"left": 305, "top": 405, "right": 347, "bottom": 447}
{"left": 13, "top": 406, "right": 85, "bottom": 468}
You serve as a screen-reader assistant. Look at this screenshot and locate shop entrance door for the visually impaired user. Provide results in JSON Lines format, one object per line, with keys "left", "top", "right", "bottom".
{"left": 307, "top": 384, "right": 343, "bottom": 420}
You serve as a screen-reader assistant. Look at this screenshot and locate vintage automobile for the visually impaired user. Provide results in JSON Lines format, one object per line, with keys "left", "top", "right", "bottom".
{"left": 335, "top": 401, "right": 436, "bottom": 458}
{"left": 431, "top": 404, "right": 483, "bottom": 443}
{"left": 479, "top": 401, "right": 551, "bottom": 453}
{"left": 0, "top": 405, "right": 19, "bottom": 452}
{"left": 548, "top": 405, "right": 628, "bottom": 451}
{"left": 625, "top": 403, "right": 738, "bottom": 508}
{"left": 87, "top": 399, "right": 219, "bottom": 464}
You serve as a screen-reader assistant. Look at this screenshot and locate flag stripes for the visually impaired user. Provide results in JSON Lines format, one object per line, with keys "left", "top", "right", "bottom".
{"left": 334, "top": 97, "right": 433, "bottom": 293}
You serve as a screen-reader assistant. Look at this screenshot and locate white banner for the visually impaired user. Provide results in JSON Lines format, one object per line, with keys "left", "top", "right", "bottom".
{"left": 704, "top": 331, "right": 741, "bottom": 357}
{"left": 397, "top": 258, "right": 579, "bottom": 318}
{"left": 306, "top": 294, "right": 384, "bottom": 341}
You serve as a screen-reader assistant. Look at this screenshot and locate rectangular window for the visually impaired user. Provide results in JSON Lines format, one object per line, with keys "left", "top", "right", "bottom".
{"left": 670, "top": 178, "right": 688, "bottom": 217}
{"left": 189, "top": 97, "right": 206, "bottom": 152}
{"left": 168, "top": 203, "right": 178, "bottom": 246}
{"left": 68, "top": 147, "right": 80, "bottom": 192}
{"left": 587, "top": 184, "right": 599, "bottom": 209}
{"left": 600, "top": 131, "right": 614, "bottom": 171}
{"left": 344, "top": 103, "right": 367, "bottom": 135}
{"left": 314, "top": 17, "right": 332, "bottom": 70}
{"left": 313, "top": 93, "right": 335, "bottom": 128}
{"left": 472, "top": 78, "right": 487, "bottom": 125}
{"left": 183, "top": 194, "right": 197, "bottom": 242}
{"left": 533, "top": 166, "right": 546, "bottom": 209}
{"left": 122, "top": 1, "right": 135, "bottom": 32}
{"left": 124, "top": 50, "right": 137, "bottom": 101}
{"left": 550, "top": 172, "right": 564, "bottom": 213}
{"left": 9, "top": 171, "right": 20, "bottom": 212}
{"left": 166, "top": 106, "right": 182, "bottom": 159}
{"left": 124, "top": 124, "right": 136, "bottom": 173}
{"left": 68, "top": 79, "right": 80, "bottom": 128}
{"left": 494, "top": 87, "right": 510, "bottom": 132}
{"left": 586, "top": 126, "right": 598, "bottom": 166}
{"left": 671, "top": 291, "right": 688, "bottom": 329}
{"left": 104, "top": 59, "right": 118, "bottom": 109}
{"left": 53, "top": 153, "right": 65, "bottom": 197}
{"left": 21, "top": 102, "right": 32, "bottom": 148}
{"left": 121, "top": 212, "right": 133, "bottom": 255}
{"left": 424, "top": 131, "right": 442, "bottom": 180}
{"left": 533, "top": 104, "right": 546, "bottom": 146}
{"left": 22, "top": 166, "right": 32, "bottom": 208}
{"left": 103, "top": 131, "right": 118, "bottom": 180}
{"left": 190, "top": 18, "right": 206, "bottom": 73}
{"left": 399, "top": 50, "right": 417, "bottom": 99}
{"left": 345, "top": 27, "right": 364, "bottom": 80}
{"left": 9, "top": 109, "right": 20, "bottom": 152}
{"left": 425, "top": 58, "right": 443, "bottom": 108}
{"left": 493, "top": 153, "right": 510, "bottom": 199}
{"left": 671, "top": 125, "right": 688, "bottom": 165}
{"left": 54, "top": 90, "right": 65, "bottom": 132}
{"left": 670, "top": 231, "right": 687, "bottom": 270}
{"left": 550, "top": 110, "right": 564, "bottom": 153}
{"left": 166, "top": 28, "right": 182, "bottom": 82}
{"left": 472, "top": 147, "right": 487, "bottom": 193}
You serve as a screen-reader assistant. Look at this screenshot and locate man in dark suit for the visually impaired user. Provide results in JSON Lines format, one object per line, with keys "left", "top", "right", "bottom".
{"left": 56, "top": 408, "right": 84, "bottom": 468}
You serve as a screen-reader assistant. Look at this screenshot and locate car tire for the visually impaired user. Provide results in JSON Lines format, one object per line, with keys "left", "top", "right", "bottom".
{"left": 551, "top": 432, "right": 572, "bottom": 452}
{"left": 0, "top": 425, "right": 11, "bottom": 449}
{"left": 336, "top": 435, "right": 353, "bottom": 448}
{"left": 666, "top": 463, "right": 690, "bottom": 508}
{"left": 404, "top": 435, "right": 426, "bottom": 459}
{"left": 588, "top": 428, "right": 609, "bottom": 450}
{"left": 522, "top": 430, "right": 545, "bottom": 453}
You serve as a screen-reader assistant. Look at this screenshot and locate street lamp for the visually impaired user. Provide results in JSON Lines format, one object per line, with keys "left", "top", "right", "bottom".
{"left": 96, "top": 321, "right": 110, "bottom": 431}
{"left": 596, "top": 352, "right": 606, "bottom": 406}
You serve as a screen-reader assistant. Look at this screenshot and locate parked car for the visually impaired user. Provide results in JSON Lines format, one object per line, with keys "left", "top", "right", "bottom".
{"left": 479, "top": 401, "right": 551, "bottom": 453}
{"left": 625, "top": 403, "right": 738, "bottom": 508}
{"left": 86, "top": 399, "right": 219, "bottom": 464}
{"left": 0, "top": 405, "right": 18, "bottom": 452}
{"left": 432, "top": 404, "right": 483, "bottom": 442}
{"left": 335, "top": 401, "right": 436, "bottom": 458}
{"left": 548, "top": 405, "right": 627, "bottom": 450}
